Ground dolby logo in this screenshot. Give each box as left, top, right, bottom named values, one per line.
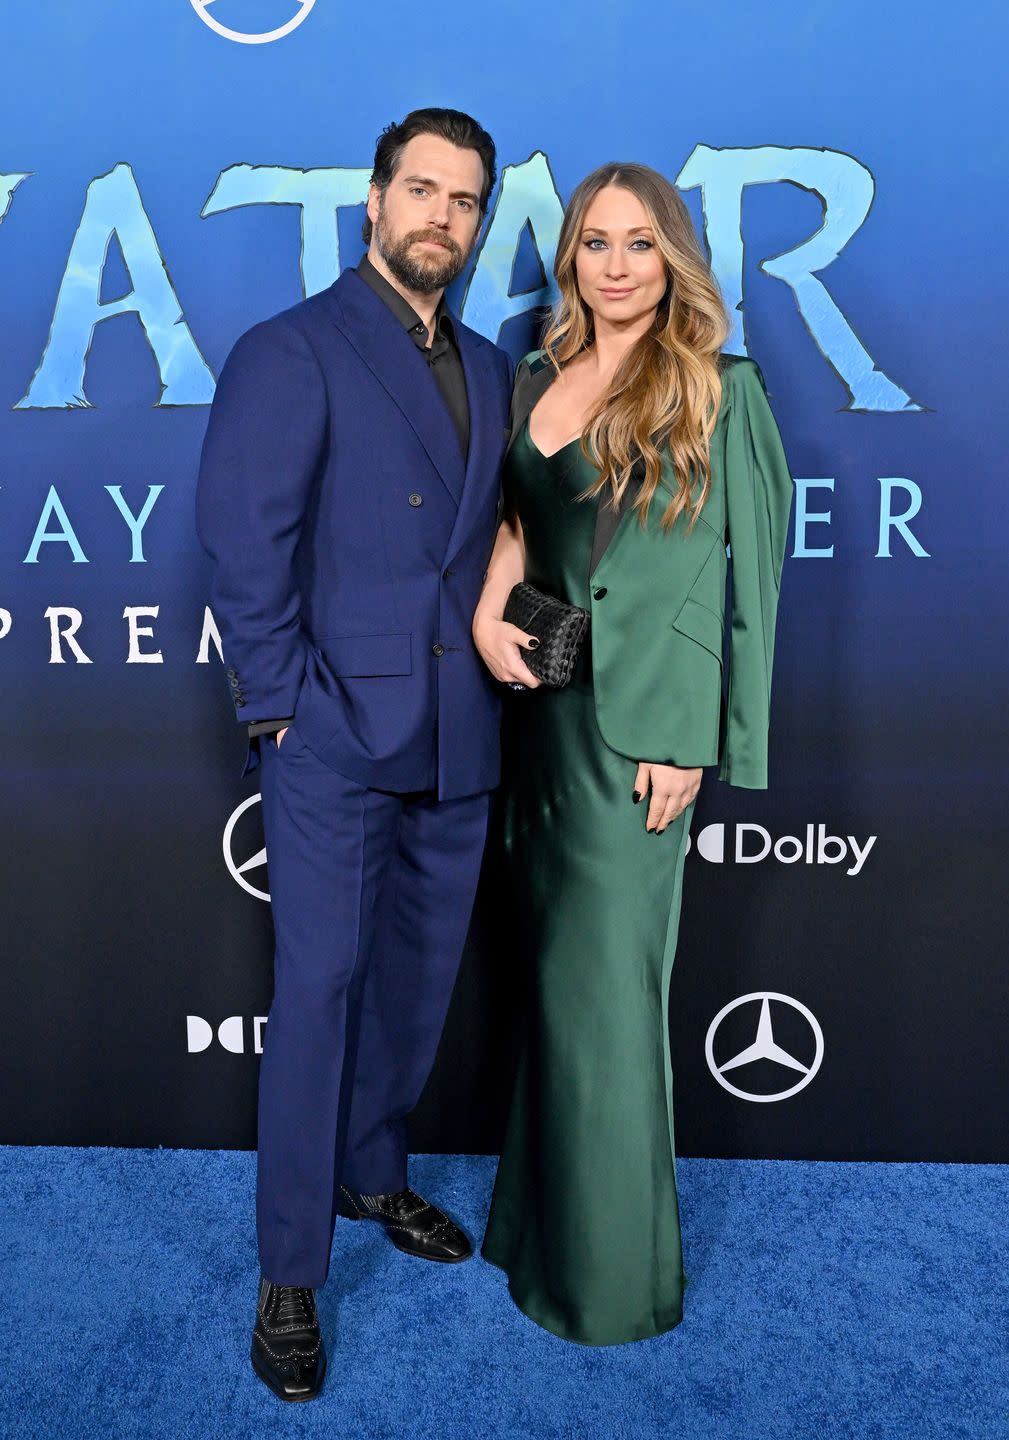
left=187, top=1014, right=267, bottom=1054
left=687, top=822, right=875, bottom=876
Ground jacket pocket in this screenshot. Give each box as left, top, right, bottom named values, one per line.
left=315, top=633, right=413, bottom=677
left=671, top=597, right=724, bottom=666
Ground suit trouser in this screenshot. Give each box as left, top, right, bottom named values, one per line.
left=255, top=719, right=490, bottom=1287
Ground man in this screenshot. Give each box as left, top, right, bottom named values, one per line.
left=196, top=108, right=513, bottom=1401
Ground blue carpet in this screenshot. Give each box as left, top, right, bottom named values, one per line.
left=0, top=1149, right=1004, bottom=1439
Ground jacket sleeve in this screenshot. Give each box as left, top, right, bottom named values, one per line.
left=718, top=359, right=793, bottom=789
left=195, top=319, right=327, bottom=726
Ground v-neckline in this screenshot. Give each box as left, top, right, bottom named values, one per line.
left=524, top=415, right=582, bottom=462
left=524, top=365, right=587, bottom=460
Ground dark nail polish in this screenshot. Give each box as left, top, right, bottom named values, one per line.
left=632, top=791, right=641, bottom=804
left=527, top=637, right=540, bottom=650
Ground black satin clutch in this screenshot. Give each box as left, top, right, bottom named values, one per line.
left=503, top=582, right=590, bottom=688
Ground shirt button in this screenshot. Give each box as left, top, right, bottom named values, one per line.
left=409, top=493, right=423, bottom=507
left=593, top=587, right=608, bottom=600
left=432, top=643, right=445, bottom=657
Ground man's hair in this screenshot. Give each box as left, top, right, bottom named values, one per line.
left=362, top=107, right=497, bottom=244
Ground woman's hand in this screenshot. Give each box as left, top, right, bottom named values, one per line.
left=473, top=614, right=542, bottom=688
left=632, top=762, right=702, bottom=833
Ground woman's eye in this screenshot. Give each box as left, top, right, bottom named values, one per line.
left=629, top=239, right=653, bottom=250
left=584, top=238, right=606, bottom=250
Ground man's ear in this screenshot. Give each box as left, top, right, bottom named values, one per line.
left=366, top=182, right=382, bottom=226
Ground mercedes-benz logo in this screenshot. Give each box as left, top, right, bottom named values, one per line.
left=223, top=794, right=270, bottom=902
left=189, top=0, right=317, bottom=45
left=705, top=992, right=823, bottom=1102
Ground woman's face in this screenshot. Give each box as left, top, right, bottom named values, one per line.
left=574, top=185, right=668, bottom=330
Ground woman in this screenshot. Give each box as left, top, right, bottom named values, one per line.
left=472, top=163, right=793, bottom=1345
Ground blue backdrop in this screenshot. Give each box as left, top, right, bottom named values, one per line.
left=2, top=0, right=1006, bottom=1160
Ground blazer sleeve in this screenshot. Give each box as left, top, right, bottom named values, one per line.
left=718, top=359, right=793, bottom=790
left=195, top=319, right=327, bottom=726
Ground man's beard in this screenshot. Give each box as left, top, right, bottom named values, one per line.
left=375, top=207, right=469, bottom=294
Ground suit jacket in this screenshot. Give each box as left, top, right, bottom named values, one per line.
left=509, top=350, right=793, bottom=789
left=195, top=269, right=513, bottom=800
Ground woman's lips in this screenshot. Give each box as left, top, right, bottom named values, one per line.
left=599, top=287, right=635, bottom=297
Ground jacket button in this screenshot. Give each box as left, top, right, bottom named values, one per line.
left=235, top=697, right=247, bottom=708
left=408, top=493, right=423, bottom=507
left=432, top=643, right=445, bottom=657
left=593, top=587, right=608, bottom=600
left=226, top=667, right=237, bottom=678
left=442, top=569, right=453, bottom=580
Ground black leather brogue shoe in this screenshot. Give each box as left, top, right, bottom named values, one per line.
left=251, top=1277, right=326, bottom=1402
left=338, top=1185, right=472, bottom=1262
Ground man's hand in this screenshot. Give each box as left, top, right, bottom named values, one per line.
left=632, top=762, right=702, bottom=833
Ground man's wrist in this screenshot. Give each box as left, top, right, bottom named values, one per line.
left=247, top=717, right=294, bottom=738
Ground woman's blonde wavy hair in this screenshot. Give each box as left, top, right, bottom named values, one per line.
left=542, top=162, right=730, bottom=531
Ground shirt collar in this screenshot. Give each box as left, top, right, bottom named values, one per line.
left=357, top=254, right=455, bottom=350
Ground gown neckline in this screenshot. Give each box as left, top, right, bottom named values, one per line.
left=523, top=415, right=583, bottom=463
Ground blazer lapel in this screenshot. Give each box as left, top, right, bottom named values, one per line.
left=441, top=325, right=499, bottom=568
left=326, top=270, right=466, bottom=506
left=506, top=355, right=555, bottom=457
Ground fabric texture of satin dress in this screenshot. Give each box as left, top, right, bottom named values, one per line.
left=481, top=421, right=696, bottom=1345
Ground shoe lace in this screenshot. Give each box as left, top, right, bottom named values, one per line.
left=273, top=1285, right=315, bottom=1328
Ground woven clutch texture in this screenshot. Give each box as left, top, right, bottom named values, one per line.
left=503, top=582, right=590, bottom=688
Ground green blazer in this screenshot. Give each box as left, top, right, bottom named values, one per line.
left=510, top=350, right=793, bottom=789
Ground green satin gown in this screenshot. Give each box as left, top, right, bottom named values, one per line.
left=481, top=419, right=697, bottom=1346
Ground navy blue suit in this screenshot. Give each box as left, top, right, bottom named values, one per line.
left=196, top=269, right=512, bottom=1285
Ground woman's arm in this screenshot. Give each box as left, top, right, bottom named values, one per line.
left=472, top=511, right=541, bottom=687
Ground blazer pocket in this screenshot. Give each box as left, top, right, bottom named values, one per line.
left=315, top=633, right=413, bottom=677
left=671, top=597, right=724, bottom=666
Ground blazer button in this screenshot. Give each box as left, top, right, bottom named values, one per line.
left=235, top=697, right=247, bottom=708
left=432, top=643, right=445, bottom=657
left=408, top=493, right=423, bottom=507
left=226, top=667, right=237, bottom=678
left=593, top=587, right=608, bottom=600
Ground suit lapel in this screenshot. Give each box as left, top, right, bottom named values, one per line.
left=441, top=324, right=498, bottom=568
left=506, top=358, right=555, bottom=458
left=326, top=270, right=466, bottom=506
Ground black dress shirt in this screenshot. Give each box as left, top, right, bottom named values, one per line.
left=247, top=256, right=470, bottom=740
left=355, top=254, right=469, bottom=457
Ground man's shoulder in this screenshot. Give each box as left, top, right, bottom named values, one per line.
left=223, top=283, right=348, bottom=374
left=242, top=285, right=337, bottom=343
